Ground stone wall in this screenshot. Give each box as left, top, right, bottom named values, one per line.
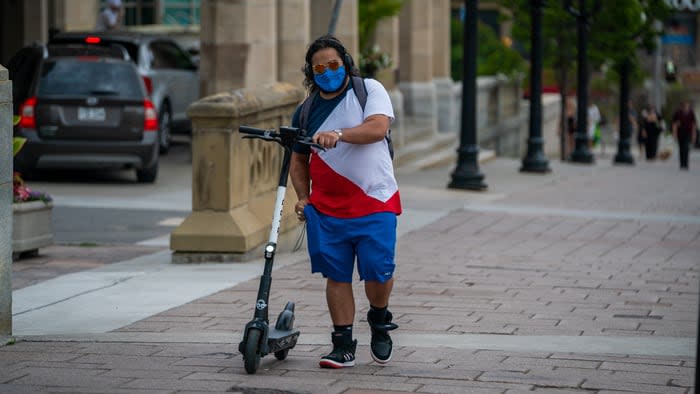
left=450, top=77, right=561, bottom=159
left=453, top=76, right=527, bottom=158
left=0, top=65, right=12, bottom=335
left=170, top=82, right=305, bottom=262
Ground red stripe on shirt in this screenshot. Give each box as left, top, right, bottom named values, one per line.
left=309, top=153, right=401, bottom=218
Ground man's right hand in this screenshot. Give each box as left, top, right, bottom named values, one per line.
left=294, top=198, right=309, bottom=221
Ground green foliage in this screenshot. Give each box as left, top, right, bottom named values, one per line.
left=358, top=0, right=403, bottom=78
left=359, top=44, right=393, bottom=78
left=451, top=18, right=526, bottom=81
left=498, top=0, right=671, bottom=88
left=662, top=83, right=690, bottom=121
left=13, top=137, right=26, bottom=157
left=358, top=0, right=403, bottom=52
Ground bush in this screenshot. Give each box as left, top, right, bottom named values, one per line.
left=451, top=17, right=526, bottom=81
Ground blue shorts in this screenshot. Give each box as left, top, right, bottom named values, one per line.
left=303, top=204, right=397, bottom=283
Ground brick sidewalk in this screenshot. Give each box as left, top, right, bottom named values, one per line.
left=2, top=153, right=698, bottom=393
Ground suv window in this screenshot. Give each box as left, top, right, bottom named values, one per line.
left=37, top=59, right=143, bottom=98
left=149, top=41, right=194, bottom=70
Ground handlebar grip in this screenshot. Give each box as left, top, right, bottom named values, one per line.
left=239, top=125, right=271, bottom=136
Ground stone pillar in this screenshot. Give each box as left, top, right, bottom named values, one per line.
left=374, top=16, right=404, bottom=148
left=24, top=0, right=49, bottom=45
left=310, top=0, right=358, bottom=60
left=398, top=0, right=437, bottom=132
left=277, top=0, right=310, bottom=88
left=199, top=0, right=278, bottom=97
left=170, top=82, right=305, bottom=263
left=51, top=0, right=100, bottom=32
left=432, top=0, right=454, bottom=133
left=0, top=65, right=12, bottom=335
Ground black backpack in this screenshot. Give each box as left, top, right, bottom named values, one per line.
left=298, top=76, right=394, bottom=159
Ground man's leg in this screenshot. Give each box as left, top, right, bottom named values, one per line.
left=327, top=278, right=355, bottom=325
left=679, top=134, right=690, bottom=169
left=365, top=278, right=393, bottom=308
left=319, top=278, right=358, bottom=369
left=365, top=278, right=397, bottom=364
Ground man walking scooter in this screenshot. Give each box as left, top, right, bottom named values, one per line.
left=290, top=35, right=401, bottom=368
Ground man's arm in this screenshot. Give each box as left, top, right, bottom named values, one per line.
left=290, top=152, right=310, bottom=220
left=312, top=114, right=390, bottom=149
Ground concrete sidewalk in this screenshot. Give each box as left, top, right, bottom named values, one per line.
left=2, top=150, right=699, bottom=393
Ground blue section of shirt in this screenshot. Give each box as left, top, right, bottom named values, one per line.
left=291, top=86, right=349, bottom=154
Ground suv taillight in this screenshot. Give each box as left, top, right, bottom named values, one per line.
left=142, top=76, right=153, bottom=96
left=19, top=97, right=37, bottom=129
left=144, top=99, right=158, bottom=132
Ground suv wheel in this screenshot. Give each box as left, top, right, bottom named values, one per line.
left=136, top=161, right=158, bottom=183
left=158, top=105, right=172, bottom=154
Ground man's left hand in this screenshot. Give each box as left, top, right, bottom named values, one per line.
left=312, top=130, right=341, bottom=149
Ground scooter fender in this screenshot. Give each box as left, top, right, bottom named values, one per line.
left=238, top=320, right=270, bottom=356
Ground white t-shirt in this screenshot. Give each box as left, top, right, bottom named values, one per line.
left=305, top=78, right=400, bottom=218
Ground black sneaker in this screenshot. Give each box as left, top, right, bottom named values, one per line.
left=368, top=310, right=398, bottom=364
left=319, top=333, right=357, bottom=369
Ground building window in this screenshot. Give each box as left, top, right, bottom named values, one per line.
left=162, top=0, right=200, bottom=26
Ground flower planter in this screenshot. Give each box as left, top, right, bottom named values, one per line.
left=12, top=200, right=54, bottom=258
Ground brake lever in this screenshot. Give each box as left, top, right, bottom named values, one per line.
left=298, top=140, right=325, bottom=151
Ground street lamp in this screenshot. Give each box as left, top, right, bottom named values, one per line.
left=613, top=59, right=635, bottom=165
left=449, top=0, right=487, bottom=190
left=565, top=0, right=601, bottom=164
left=520, top=0, right=551, bottom=174
left=615, top=11, right=657, bottom=166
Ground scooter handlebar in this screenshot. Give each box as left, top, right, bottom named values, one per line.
left=239, top=125, right=277, bottom=138
left=238, top=125, right=325, bottom=151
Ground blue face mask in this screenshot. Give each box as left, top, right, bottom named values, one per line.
left=314, top=66, right=346, bottom=93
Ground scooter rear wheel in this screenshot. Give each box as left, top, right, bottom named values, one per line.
left=274, top=349, right=289, bottom=360
left=243, top=328, right=262, bottom=374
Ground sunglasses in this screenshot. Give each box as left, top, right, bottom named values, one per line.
left=312, top=60, right=343, bottom=74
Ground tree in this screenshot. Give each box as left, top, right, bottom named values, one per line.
left=498, top=0, right=670, bottom=159
left=499, top=0, right=578, bottom=160
left=450, top=15, right=526, bottom=81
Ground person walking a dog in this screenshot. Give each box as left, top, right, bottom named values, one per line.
left=289, top=35, right=401, bottom=369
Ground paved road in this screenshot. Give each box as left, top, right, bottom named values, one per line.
left=4, top=147, right=699, bottom=393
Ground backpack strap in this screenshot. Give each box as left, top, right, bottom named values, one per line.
left=298, top=90, right=318, bottom=132
left=350, top=76, right=367, bottom=110
left=352, top=76, right=394, bottom=159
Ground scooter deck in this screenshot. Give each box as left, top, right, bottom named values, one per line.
left=267, top=328, right=300, bottom=353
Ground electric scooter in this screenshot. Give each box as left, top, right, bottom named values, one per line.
left=237, top=125, right=323, bottom=374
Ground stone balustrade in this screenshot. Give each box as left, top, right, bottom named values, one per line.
left=170, top=82, right=305, bottom=263
left=451, top=76, right=561, bottom=159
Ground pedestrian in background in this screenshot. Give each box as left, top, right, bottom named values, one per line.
left=565, top=96, right=577, bottom=157
left=671, top=101, right=697, bottom=170
left=641, top=103, right=663, bottom=161
left=290, top=35, right=401, bottom=369
left=628, top=100, right=642, bottom=158
left=95, top=0, right=124, bottom=31
left=587, top=101, right=601, bottom=149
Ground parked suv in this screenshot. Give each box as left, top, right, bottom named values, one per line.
left=9, top=44, right=160, bottom=183
left=49, top=31, right=200, bottom=153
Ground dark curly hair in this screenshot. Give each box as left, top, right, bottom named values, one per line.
left=302, top=35, right=360, bottom=92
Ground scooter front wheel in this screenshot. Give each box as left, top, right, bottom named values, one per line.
left=243, top=328, right=262, bottom=374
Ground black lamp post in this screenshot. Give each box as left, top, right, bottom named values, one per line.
left=520, top=0, right=551, bottom=174
left=565, top=0, right=600, bottom=164
left=449, top=0, right=487, bottom=190
left=614, top=58, right=635, bottom=164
